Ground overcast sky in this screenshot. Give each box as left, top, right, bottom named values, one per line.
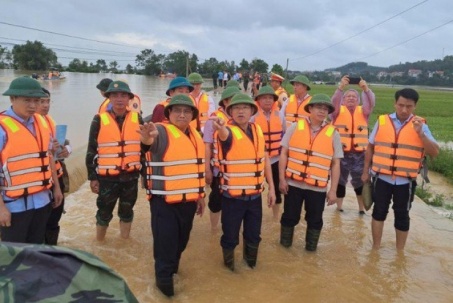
left=1, top=0, right=452, bottom=72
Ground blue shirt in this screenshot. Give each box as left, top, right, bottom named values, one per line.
left=0, top=107, right=52, bottom=212
left=368, top=113, right=436, bottom=185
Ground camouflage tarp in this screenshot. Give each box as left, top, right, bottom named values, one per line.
left=0, top=242, right=139, bottom=303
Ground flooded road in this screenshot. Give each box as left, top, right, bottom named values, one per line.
left=60, top=153, right=453, bottom=302
left=1, top=69, right=453, bottom=302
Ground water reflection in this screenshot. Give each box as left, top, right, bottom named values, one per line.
left=58, top=176, right=453, bottom=302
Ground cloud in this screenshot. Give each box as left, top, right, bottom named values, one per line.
left=1, top=0, right=453, bottom=71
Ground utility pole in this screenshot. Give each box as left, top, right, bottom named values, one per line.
left=285, top=58, right=289, bottom=79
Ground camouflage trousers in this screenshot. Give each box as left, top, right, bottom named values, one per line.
left=96, top=179, right=138, bottom=226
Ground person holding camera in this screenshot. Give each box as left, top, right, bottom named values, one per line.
left=331, top=75, right=375, bottom=214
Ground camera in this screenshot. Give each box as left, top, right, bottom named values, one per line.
left=348, top=77, right=361, bottom=85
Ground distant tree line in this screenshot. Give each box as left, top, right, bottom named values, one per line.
left=1, top=40, right=453, bottom=86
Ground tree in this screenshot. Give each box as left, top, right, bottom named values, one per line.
left=164, top=50, right=191, bottom=76
left=125, top=64, right=134, bottom=74
left=250, top=58, right=268, bottom=73
left=95, top=59, right=108, bottom=72
left=0, top=45, right=12, bottom=69
left=109, top=61, right=119, bottom=73
left=135, top=49, right=165, bottom=75
left=270, top=64, right=284, bottom=76
left=67, top=58, right=89, bottom=72
left=12, top=40, right=58, bottom=70
left=198, top=57, right=220, bottom=76
left=239, top=59, right=250, bottom=71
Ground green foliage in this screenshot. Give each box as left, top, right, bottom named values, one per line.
left=250, top=58, right=268, bottom=74
left=135, top=49, right=164, bottom=75
left=271, top=64, right=284, bottom=76
left=415, top=187, right=432, bottom=202
left=0, top=45, right=13, bottom=68
left=427, top=148, right=453, bottom=182
left=12, top=40, right=57, bottom=70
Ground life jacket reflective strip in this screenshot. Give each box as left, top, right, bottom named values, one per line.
left=285, top=119, right=335, bottom=188
left=372, top=115, right=424, bottom=178
left=145, top=124, right=205, bottom=203
left=98, top=94, right=142, bottom=114
left=43, top=115, right=63, bottom=177
left=333, top=105, right=369, bottom=152
left=96, top=111, right=141, bottom=176
left=211, top=109, right=231, bottom=167
left=217, top=123, right=265, bottom=196
left=285, top=95, right=311, bottom=128
left=254, top=108, right=283, bottom=157
left=190, top=93, right=209, bottom=131
left=0, top=113, right=52, bottom=198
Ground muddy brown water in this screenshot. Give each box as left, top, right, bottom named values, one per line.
left=2, top=70, right=453, bottom=302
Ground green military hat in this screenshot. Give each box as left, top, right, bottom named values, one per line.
left=166, top=77, right=194, bottom=96
left=3, top=76, right=47, bottom=98
left=304, top=93, right=335, bottom=114
left=104, top=81, right=134, bottom=99
left=96, top=78, right=113, bottom=91
left=226, top=93, right=258, bottom=116
left=187, top=72, right=204, bottom=84
left=254, top=86, right=278, bottom=101
left=164, top=94, right=199, bottom=121
left=290, top=75, right=311, bottom=91
left=225, top=79, right=241, bottom=89
left=219, top=87, right=241, bottom=107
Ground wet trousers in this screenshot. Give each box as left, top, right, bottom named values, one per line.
left=150, top=196, right=197, bottom=280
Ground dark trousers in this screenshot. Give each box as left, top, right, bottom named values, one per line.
left=280, top=186, right=326, bottom=230
left=372, top=178, right=415, bottom=231
left=46, top=177, right=65, bottom=233
left=220, top=195, right=262, bottom=250
left=271, top=161, right=282, bottom=204
left=96, top=179, right=138, bottom=226
left=150, top=196, right=197, bottom=280
left=0, top=203, right=52, bottom=244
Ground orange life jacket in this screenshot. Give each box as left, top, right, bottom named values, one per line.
left=96, top=111, right=142, bottom=176
left=98, top=98, right=110, bottom=113
left=98, top=94, right=142, bottom=114
left=217, top=123, right=265, bottom=197
left=285, top=119, right=335, bottom=188
left=145, top=123, right=205, bottom=203
left=275, top=86, right=287, bottom=97
left=333, top=105, right=369, bottom=152
left=372, top=115, right=424, bottom=179
left=43, top=115, right=63, bottom=178
left=285, top=94, right=311, bottom=127
left=0, top=113, right=53, bottom=198
left=190, top=92, right=209, bottom=132
left=254, top=108, right=283, bottom=157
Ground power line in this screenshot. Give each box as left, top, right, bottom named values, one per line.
left=0, top=21, right=138, bottom=48
left=0, top=36, right=137, bottom=56
left=290, top=0, right=428, bottom=61
left=358, top=18, right=453, bottom=60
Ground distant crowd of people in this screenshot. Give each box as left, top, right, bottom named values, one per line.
left=0, top=72, right=439, bottom=298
